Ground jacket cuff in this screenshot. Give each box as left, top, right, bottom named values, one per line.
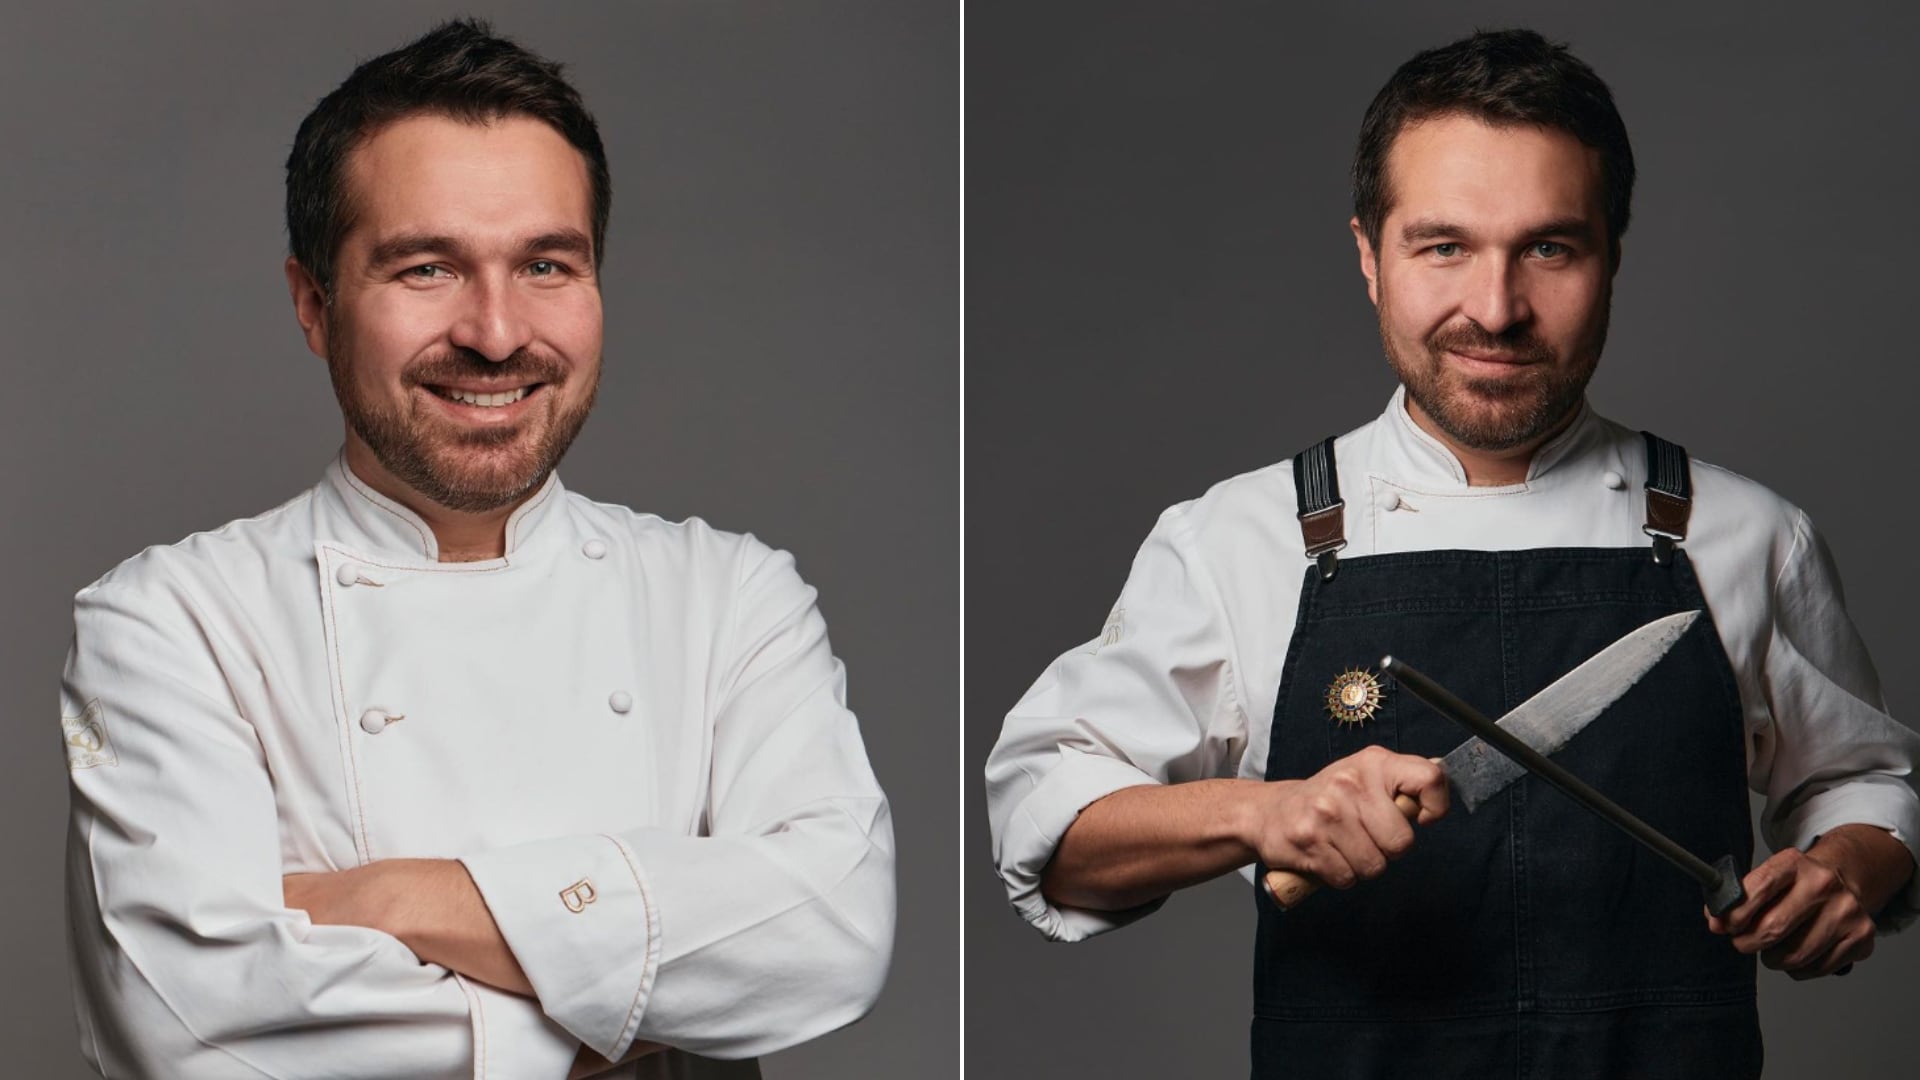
left=452, top=976, right=582, bottom=1080
left=995, top=748, right=1167, bottom=942
left=462, top=834, right=660, bottom=1059
left=1773, top=777, right=1920, bottom=932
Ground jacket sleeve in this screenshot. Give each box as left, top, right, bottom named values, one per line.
left=459, top=541, right=894, bottom=1062
left=63, top=576, right=580, bottom=1080
left=983, top=503, right=1250, bottom=942
left=1750, top=510, right=1920, bottom=929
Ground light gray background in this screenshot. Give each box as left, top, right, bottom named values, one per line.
left=968, top=2, right=1920, bottom=1077
left=2, top=3, right=954, bottom=1077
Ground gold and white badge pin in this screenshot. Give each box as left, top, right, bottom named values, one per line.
left=1325, top=667, right=1384, bottom=725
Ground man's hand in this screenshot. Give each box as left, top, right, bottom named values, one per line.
left=1042, top=746, right=1448, bottom=912
left=1244, top=744, right=1449, bottom=889
left=1706, top=824, right=1914, bottom=980
left=284, top=859, right=533, bottom=995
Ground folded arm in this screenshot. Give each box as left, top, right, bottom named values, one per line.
left=63, top=579, right=578, bottom=1079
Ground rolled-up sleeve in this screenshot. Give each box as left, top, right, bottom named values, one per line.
left=63, top=578, right=578, bottom=1079
left=461, top=541, right=894, bottom=1062
left=984, top=504, right=1249, bottom=942
left=1751, top=510, right=1920, bottom=928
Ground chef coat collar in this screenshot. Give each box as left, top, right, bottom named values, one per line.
left=1379, top=384, right=1603, bottom=490
left=317, top=449, right=568, bottom=563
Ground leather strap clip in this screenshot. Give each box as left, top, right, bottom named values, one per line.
left=1640, top=432, right=1692, bottom=564
left=1293, top=438, right=1345, bottom=581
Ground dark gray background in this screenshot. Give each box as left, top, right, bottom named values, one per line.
left=968, top=2, right=1920, bottom=1076
left=2, top=3, right=954, bottom=1077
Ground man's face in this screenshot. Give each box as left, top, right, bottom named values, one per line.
left=298, top=112, right=603, bottom=513
left=1355, top=113, right=1615, bottom=453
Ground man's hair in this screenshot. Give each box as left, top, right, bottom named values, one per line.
left=285, top=18, right=611, bottom=293
left=1352, top=28, right=1634, bottom=258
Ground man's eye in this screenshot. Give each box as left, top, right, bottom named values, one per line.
left=1530, top=242, right=1568, bottom=258
left=1431, top=243, right=1461, bottom=258
left=528, top=260, right=560, bottom=276
left=404, top=265, right=451, bottom=279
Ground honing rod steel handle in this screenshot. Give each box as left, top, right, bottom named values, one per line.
left=1380, top=655, right=1747, bottom=917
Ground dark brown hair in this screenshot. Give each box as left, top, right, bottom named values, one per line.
left=285, top=17, right=611, bottom=293
left=1353, top=28, right=1633, bottom=258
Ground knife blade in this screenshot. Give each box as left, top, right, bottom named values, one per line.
left=1382, top=654, right=1747, bottom=916
left=1262, top=610, right=1700, bottom=910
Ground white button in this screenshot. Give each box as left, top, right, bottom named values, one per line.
left=336, top=563, right=361, bottom=587
left=1602, top=470, right=1626, bottom=490
left=1379, top=491, right=1401, bottom=512
left=609, top=690, right=633, bottom=714
left=582, top=539, right=608, bottom=560
left=360, top=709, right=392, bottom=734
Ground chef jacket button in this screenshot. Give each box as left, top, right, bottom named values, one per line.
left=582, top=538, right=608, bottom=560
left=336, top=563, right=361, bottom=587
left=1378, top=491, right=1401, bottom=512
left=609, top=690, right=633, bottom=714
left=1602, top=470, right=1626, bottom=490
left=360, top=709, right=395, bottom=734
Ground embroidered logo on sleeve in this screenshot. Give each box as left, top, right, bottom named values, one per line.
left=62, top=700, right=118, bottom=770
left=560, top=878, right=598, bottom=913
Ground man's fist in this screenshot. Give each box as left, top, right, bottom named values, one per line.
left=1247, top=745, right=1449, bottom=889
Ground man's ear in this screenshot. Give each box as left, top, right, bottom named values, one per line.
left=285, top=256, right=330, bottom=361
left=1350, top=217, right=1380, bottom=307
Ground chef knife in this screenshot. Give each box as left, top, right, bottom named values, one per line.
left=1263, top=609, right=1701, bottom=910
left=1381, top=653, right=1747, bottom=916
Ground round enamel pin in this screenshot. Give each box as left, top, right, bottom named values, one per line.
left=1325, top=667, right=1384, bottom=726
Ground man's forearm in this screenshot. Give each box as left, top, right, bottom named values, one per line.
left=1807, top=823, right=1916, bottom=916
left=285, top=859, right=532, bottom=996
left=1041, top=780, right=1266, bottom=912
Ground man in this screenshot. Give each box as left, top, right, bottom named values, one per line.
left=985, top=28, right=1919, bottom=1078
left=61, top=20, right=893, bottom=1079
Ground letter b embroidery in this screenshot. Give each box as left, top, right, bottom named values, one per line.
left=560, top=878, right=598, bottom=914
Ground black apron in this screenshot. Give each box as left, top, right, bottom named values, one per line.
left=1252, top=434, right=1759, bottom=1079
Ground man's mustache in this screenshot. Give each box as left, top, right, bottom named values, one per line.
left=1427, top=323, right=1554, bottom=364
left=404, top=348, right=569, bottom=388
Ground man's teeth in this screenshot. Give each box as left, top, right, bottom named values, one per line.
left=438, top=386, right=530, bottom=407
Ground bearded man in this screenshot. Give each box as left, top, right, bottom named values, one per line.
left=61, top=20, right=892, bottom=1079
left=985, top=28, right=1918, bottom=1079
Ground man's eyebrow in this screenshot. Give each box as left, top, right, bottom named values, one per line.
left=1399, top=219, right=1470, bottom=248
left=519, top=229, right=594, bottom=263
left=1397, top=217, right=1599, bottom=248
left=365, top=232, right=468, bottom=268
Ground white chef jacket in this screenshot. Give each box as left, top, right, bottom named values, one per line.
left=61, top=453, right=894, bottom=1079
left=986, top=388, right=1920, bottom=943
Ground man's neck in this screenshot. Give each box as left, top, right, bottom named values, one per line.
left=1403, top=394, right=1581, bottom=488
left=342, top=437, right=534, bottom=562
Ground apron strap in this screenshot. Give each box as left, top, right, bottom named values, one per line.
left=1641, top=431, right=1692, bottom=565
left=1292, top=437, right=1345, bottom=581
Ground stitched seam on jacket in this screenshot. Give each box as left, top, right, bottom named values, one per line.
left=606, top=834, right=658, bottom=1052
left=318, top=550, right=373, bottom=861
left=338, top=457, right=435, bottom=556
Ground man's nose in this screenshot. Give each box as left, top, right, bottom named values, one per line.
left=1458, top=256, right=1531, bottom=336
left=446, top=273, right=533, bottom=362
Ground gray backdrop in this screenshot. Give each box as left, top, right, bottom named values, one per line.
left=1, top=3, right=954, bottom=1077
left=968, top=2, right=1920, bottom=1077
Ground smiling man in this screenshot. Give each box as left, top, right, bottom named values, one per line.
left=61, top=20, right=892, bottom=1079
left=985, top=28, right=1919, bottom=1079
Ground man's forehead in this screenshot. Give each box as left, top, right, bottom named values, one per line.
left=339, top=112, right=592, bottom=252
left=1382, top=113, right=1603, bottom=227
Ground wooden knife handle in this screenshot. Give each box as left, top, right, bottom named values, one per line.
left=1262, top=793, right=1421, bottom=910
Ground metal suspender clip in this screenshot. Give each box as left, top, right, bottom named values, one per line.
left=1293, top=437, right=1346, bottom=581
left=1640, top=432, right=1693, bottom=566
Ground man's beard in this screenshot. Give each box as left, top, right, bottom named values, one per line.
left=326, top=339, right=597, bottom=514
left=1379, top=288, right=1607, bottom=453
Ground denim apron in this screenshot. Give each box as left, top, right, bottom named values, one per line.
left=1251, top=434, right=1759, bottom=1079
